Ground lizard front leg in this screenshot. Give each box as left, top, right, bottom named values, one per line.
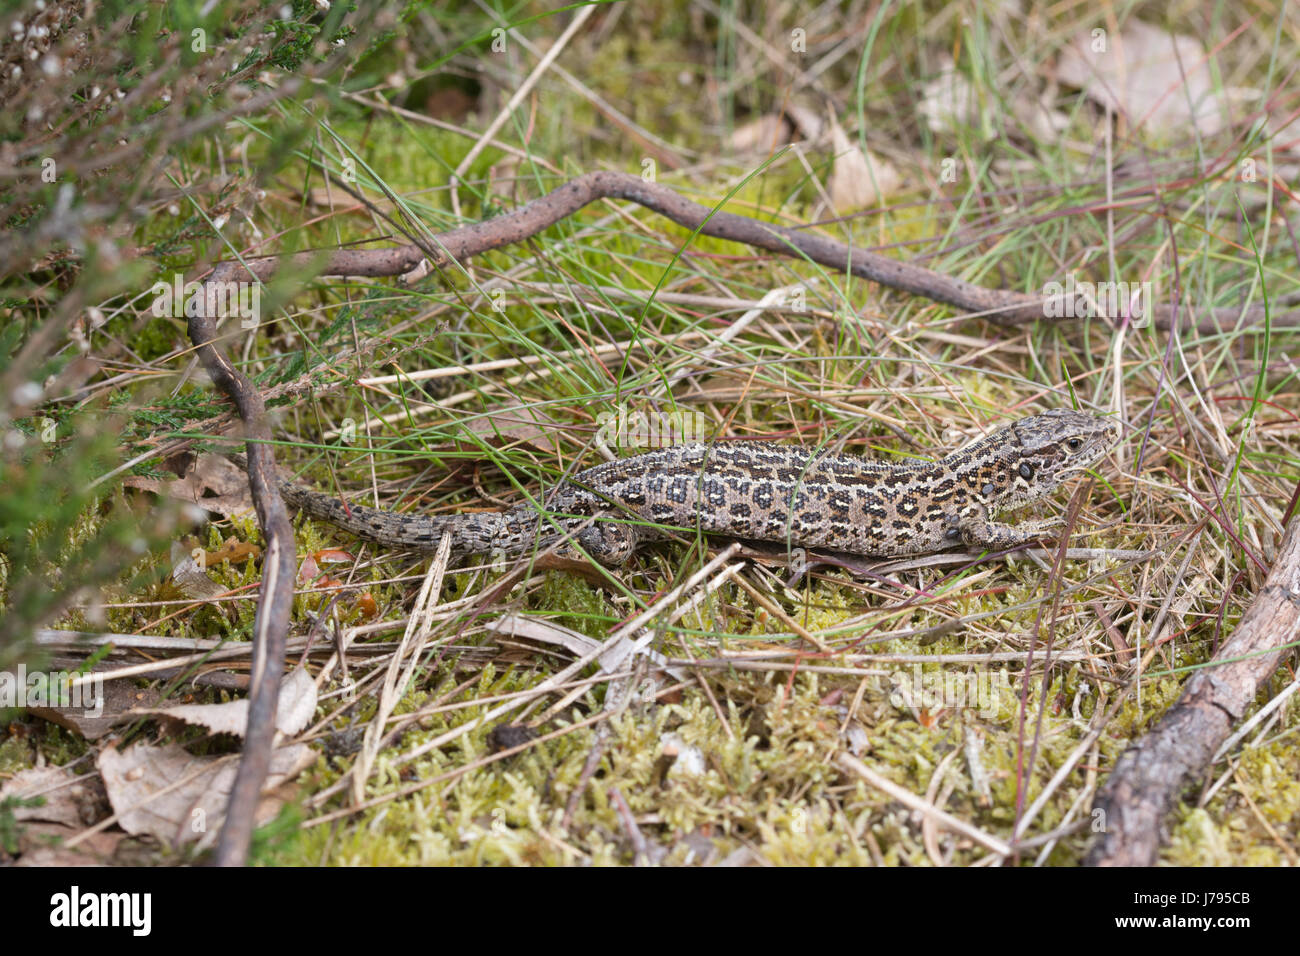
left=952, top=507, right=1064, bottom=552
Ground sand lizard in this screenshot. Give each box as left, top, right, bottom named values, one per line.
left=275, top=409, right=1118, bottom=566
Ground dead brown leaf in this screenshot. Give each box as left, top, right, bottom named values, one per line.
left=826, top=118, right=901, bottom=213
left=126, top=453, right=253, bottom=518
left=97, top=740, right=314, bottom=849
left=1058, top=20, right=1240, bottom=137
left=131, top=666, right=317, bottom=738
left=0, top=765, right=106, bottom=827
left=10, top=823, right=124, bottom=866
left=203, top=537, right=262, bottom=565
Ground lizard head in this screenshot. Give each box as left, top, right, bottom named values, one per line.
left=1006, top=409, right=1119, bottom=495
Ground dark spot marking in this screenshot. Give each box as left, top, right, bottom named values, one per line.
left=667, top=478, right=689, bottom=504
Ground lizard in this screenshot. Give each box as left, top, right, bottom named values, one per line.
left=274, top=409, right=1119, bottom=567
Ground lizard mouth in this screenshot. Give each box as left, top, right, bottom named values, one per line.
left=1057, top=450, right=1110, bottom=479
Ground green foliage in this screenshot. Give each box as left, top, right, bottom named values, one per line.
left=0, top=0, right=373, bottom=679
left=0, top=399, right=176, bottom=674
left=0, top=795, right=43, bottom=856
left=247, top=803, right=307, bottom=865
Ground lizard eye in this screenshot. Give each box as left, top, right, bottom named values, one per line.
left=1018, top=462, right=1034, bottom=479
left=1066, top=438, right=1082, bottom=451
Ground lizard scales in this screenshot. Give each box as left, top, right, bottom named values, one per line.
left=278, top=409, right=1118, bottom=566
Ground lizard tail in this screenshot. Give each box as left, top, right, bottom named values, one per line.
left=278, top=481, right=504, bottom=553
left=227, top=452, right=553, bottom=555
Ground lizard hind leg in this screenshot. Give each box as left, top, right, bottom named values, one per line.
left=490, top=510, right=638, bottom=566
left=566, top=520, right=639, bottom=567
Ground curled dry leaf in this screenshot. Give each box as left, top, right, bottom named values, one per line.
left=297, top=552, right=321, bottom=587
left=298, top=551, right=376, bottom=618
left=826, top=119, right=901, bottom=214
left=1057, top=20, right=1242, bottom=137
left=353, top=591, right=379, bottom=619
left=728, top=114, right=795, bottom=153
left=125, top=453, right=253, bottom=518
left=313, top=548, right=354, bottom=564
left=0, top=764, right=104, bottom=827
left=132, top=666, right=317, bottom=738
left=299, top=549, right=353, bottom=586
left=97, top=740, right=314, bottom=849
left=203, top=537, right=262, bottom=565
left=169, top=543, right=226, bottom=603
left=918, top=56, right=987, bottom=136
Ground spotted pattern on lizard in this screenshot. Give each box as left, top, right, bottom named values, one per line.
left=277, top=409, right=1119, bottom=566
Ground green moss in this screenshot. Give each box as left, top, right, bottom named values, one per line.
left=0, top=736, right=32, bottom=775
